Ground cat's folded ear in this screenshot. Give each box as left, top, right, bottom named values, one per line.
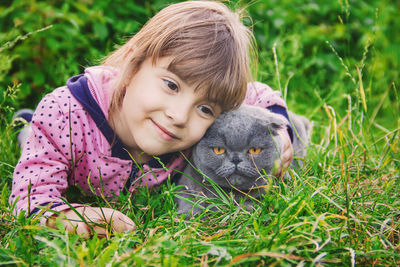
left=241, top=105, right=288, bottom=135
left=262, top=109, right=288, bottom=135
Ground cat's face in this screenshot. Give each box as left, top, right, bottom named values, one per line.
left=192, top=105, right=286, bottom=190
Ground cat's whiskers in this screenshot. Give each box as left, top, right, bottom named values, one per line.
left=250, top=155, right=267, bottom=177
left=215, top=164, right=236, bottom=177
left=249, top=153, right=274, bottom=188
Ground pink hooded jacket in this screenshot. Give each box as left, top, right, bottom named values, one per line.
left=10, top=66, right=288, bottom=218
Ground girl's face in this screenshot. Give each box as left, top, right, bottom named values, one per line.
left=113, top=57, right=221, bottom=162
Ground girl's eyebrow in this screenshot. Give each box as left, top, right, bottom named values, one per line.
left=154, top=61, right=185, bottom=83
left=165, top=65, right=186, bottom=83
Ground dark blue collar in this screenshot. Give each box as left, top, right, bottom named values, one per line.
left=66, top=74, right=173, bottom=167
left=267, top=105, right=294, bottom=143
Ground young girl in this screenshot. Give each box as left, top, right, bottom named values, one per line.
left=10, top=1, right=293, bottom=236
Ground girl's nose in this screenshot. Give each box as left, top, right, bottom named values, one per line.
left=165, top=102, right=191, bottom=126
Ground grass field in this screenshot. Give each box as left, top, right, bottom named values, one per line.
left=0, top=0, right=399, bottom=265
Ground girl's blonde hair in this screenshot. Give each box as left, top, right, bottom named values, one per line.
left=103, top=1, right=254, bottom=115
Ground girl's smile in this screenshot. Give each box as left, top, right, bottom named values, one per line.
left=111, top=57, right=221, bottom=162
left=150, top=119, right=180, bottom=141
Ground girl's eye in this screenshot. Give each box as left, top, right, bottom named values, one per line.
left=198, top=105, right=214, bottom=117
left=163, top=79, right=178, bottom=92
left=248, top=147, right=262, bottom=155
left=213, top=147, right=226, bottom=154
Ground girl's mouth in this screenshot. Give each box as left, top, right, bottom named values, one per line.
left=151, top=120, right=179, bottom=141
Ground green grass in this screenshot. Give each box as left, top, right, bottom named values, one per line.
left=1, top=0, right=399, bottom=266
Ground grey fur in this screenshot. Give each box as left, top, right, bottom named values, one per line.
left=176, top=105, right=312, bottom=216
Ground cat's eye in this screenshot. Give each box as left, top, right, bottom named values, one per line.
left=248, top=147, right=262, bottom=155
left=213, top=147, right=226, bottom=154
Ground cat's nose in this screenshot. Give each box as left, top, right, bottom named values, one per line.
left=231, top=156, right=242, bottom=165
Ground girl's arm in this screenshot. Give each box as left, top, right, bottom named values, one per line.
left=10, top=92, right=83, bottom=219
left=10, top=92, right=135, bottom=235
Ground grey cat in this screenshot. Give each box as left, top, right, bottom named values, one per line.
left=176, top=105, right=312, bottom=216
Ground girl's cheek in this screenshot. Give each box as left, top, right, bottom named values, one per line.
left=186, top=119, right=215, bottom=147
left=195, top=126, right=210, bottom=142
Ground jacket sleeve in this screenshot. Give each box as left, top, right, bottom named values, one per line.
left=244, top=81, right=293, bottom=142
left=244, top=81, right=288, bottom=109
left=9, top=92, right=85, bottom=221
